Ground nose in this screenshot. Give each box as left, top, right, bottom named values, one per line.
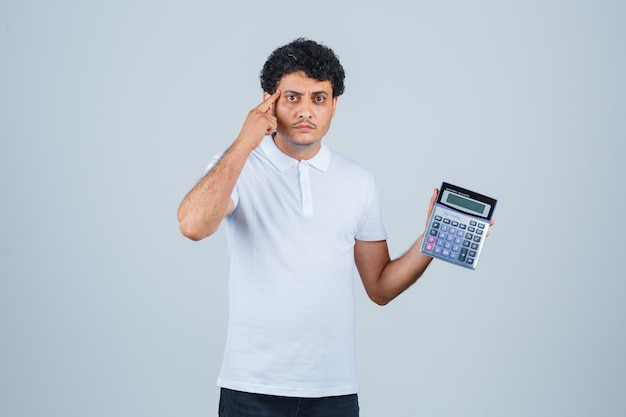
left=297, top=99, right=313, bottom=119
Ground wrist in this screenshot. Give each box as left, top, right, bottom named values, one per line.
left=230, top=135, right=259, bottom=157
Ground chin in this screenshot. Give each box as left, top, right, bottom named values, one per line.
left=279, top=133, right=320, bottom=149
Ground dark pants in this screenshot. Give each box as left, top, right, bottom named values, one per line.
left=218, top=388, right=359, bottom=417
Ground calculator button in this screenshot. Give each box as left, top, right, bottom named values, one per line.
left=468, top=226, right=475, bottom=233
left=429, top=229, right=438, bottom=236
left=465, top=233, right=473, bottom=240
left=437, top=239, right=444, bottom=246
left=455, top=237, right=462, bottom=244
left=473, top=236, right=481, bottom=243
left=452, top=221, right=459, bottom=227
left=478, top=223, right=485, bottom=229
left=443, top=218, right=451, bottom=224
left=435, top=215, right=442, bottom=221
left=434, top=246, right=442, bottom=254
left=432, top=222, right=440, bottom=229
left=466, top=258, right=475, bottom=265
left=442, top=249, right=450, bottom=257
left=425, top=243, right=433, bottom=251
left=470, top=220, right=477, bottom=226
left=471, top=243, right=479, bottom=250
left=463, top=240, right=471, bottom=248
left=441, top=224, right=449, bottom=232
left=459, top=224, right=467, bottom=230
left=427, top=236, right=436, bottom=244
left=469, top=250, right=477, bottom=257
left=457, top=230, right=464, bottom=237
left=476, top=229, right=483, bottom=235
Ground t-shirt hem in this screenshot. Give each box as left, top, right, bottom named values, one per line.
left=217, top=378, right=359, bottom=398
left=354, top=232, right=388, bottom=242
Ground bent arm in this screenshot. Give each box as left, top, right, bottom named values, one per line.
left=355, top=237, right=433, bottom=306
left=177, top=91, right=281, bottom=241
left=354, top=188, right=438, bottom=305
left=177, top=142, right=249, bottom=240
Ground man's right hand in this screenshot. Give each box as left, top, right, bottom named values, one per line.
left=236, top=90, right=281, bottom=151
left=177, top=90, right=283, bottom=241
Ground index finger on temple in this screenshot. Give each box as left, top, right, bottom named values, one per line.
left=256, top=90, right=281, bottom=112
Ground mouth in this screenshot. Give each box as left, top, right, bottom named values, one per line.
left=292, top=121, right=316, bottom=131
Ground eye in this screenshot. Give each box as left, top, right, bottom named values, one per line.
left=314, top=95, right=325, bottom=103
left=287, top=95, right=298, bottom=102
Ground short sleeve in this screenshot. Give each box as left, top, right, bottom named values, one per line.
left=354, top=173, right=387, bottom=241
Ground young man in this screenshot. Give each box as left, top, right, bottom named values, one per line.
left=178, top=38, right=437, bottom=417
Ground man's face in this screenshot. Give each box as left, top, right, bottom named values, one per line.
left=264, top=71, right=338, bottom=159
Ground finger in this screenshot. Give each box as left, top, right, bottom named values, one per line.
left=256, top=90, right=281, bottom=113
left=427, top=188, right=438, bottom=216
left=265, top=120, right=277, bottom=135
left=486, top=219, right=495, bottom=237
left=424, top=188, right=439, bottom=232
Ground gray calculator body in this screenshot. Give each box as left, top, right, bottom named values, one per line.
left=420, top=182, right=497, bottom=270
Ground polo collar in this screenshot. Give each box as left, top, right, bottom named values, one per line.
left=260, top=135, right=331, bottom=173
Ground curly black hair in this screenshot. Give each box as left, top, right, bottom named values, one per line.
left=260, top=38, right=345, bottom=97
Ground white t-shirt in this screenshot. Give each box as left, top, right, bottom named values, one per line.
left=214, top=136, right=387, bottom=398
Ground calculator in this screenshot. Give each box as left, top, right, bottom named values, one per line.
left=421, top=182, right=497, bottom=270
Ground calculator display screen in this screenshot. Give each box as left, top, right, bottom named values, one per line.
left=446, top=193, right=486, bottom=214
left=440, top=189, right=492, bottom=217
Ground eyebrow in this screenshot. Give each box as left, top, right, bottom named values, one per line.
left=283, top=90, right=330, bottom=96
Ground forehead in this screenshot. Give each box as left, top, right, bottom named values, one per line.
left=277, top=71, right=333, bottom=95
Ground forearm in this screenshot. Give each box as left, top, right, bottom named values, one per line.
left=177, top=140, right=251, bottom=240
left=375, top=234, right=433, bottom=303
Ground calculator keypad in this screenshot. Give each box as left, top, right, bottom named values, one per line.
left=422, top=209, right=487, bottom=269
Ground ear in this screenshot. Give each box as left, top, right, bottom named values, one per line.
left=331, top=96, right=339, bottom=118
